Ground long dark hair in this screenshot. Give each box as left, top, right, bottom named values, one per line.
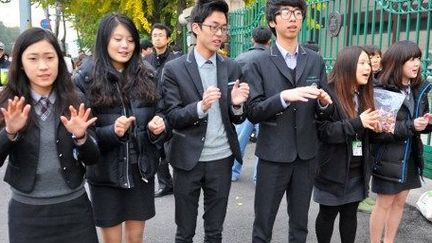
left=0, top=27, right=79, bottom=126
left=328, top=46, right=375, bottom=118
left=378, top=40, right=422, bottom=89
left=90, top=13, right=158, bottom=108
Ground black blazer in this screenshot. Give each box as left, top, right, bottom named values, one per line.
left=0, top=118, right=99, bottom=193
left=245, top=44, right=328, bottom=163
left=162, top=50, right=245, bottom=171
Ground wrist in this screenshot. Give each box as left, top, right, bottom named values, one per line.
left=5, top=127, right=17, bottom=136
left=72, top=132, right=86, bottom=140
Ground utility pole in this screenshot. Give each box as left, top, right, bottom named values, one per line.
left=19, top=0, right=32, bottom=33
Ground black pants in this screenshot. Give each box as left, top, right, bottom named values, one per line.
left=173, top=156, right=233, bottom=243
left=157, top=152, right=173, bottom=190
left=315, top=201, right=360, bottom=243
left=253, top=158, right=315, bottom=243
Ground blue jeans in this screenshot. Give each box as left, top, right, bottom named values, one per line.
left=232, top=119, right=258, bottom=181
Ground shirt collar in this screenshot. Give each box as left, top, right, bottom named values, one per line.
left=194, top=48, right=217, bottom=68
left=275, top=41, right=298, bottom=58
left=31, top=89, right=56, bottom=104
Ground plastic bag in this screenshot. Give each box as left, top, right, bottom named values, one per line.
left=416, top=190, right=432, bottom=221
left=373, top=88, right=406, bottom=133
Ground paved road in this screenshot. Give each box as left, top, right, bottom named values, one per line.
left=0, top=143, right=431, bottom=242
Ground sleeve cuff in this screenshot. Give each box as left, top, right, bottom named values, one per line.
left=280, top=93, right=290, bottom=108
left=197, top=101, right=208, bottom=119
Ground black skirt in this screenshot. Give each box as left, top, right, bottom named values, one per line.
left=89, top=164, right=155, bottom=227
left=8, top=193, right=98, bottom=243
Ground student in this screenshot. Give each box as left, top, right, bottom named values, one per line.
left=245, top=0, right=332, bottom=242
left=0, top=27, right=99, bottom=243
left=313, top=46, right=380, bottom=243
left=370, top=40, right=432, bottom=243
left=161, top=0, right=249, bottom=241
left=86, top=13, right=167, bottom=243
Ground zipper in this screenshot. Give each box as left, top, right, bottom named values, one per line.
left=115, top=82, right=131, bottom=188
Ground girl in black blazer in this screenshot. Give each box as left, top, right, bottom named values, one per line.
left=314, top=46, right=380, bottom=243
left=0, top=28, right=99, bottom=243
left=369, top=41, right=432, bottom=243
left=86, top=13, right=167, bottom=242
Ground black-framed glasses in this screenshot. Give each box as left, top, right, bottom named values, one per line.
left=276, top=8, right=304, bottom=20
left=200, top=23, right=228, bottom=34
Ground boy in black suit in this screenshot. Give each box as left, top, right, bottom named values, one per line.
left=161, top=0, right=250, bottom=242
left=245, top=0, right=332, bottom=242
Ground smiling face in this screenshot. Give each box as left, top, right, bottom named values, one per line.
left=192, top=11, right=227, bottom=58
left=356, top=51, right=372, bottom=86
left=108, top=24, right=135, bottom=71
left=369, top=53, right=382, bottom=73
left=21, top=40, right=58, bottom=96
left=269, top=6, right=303, bottom=41
left=401, top=57, right=421, bottom=85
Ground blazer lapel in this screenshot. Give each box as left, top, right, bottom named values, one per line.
left=216, top=54, right=228, bottom=105
left=185, top=50, right=205, bottom=97
left=295, top=46, right=308, bottom=83
left=269, top=45, right=294, bottom=85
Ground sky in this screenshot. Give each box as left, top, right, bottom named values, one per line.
left=0, top=0, right=79, bottom=56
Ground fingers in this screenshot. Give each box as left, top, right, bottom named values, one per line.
left=86, top=117, right=98, bottom=127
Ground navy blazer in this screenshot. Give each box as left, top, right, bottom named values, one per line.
left=162, top=50, right=245, bottom=171
left=246, top=44, right=328, bottom=163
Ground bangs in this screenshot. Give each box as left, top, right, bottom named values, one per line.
left=398, top=40, right=422, bottom=63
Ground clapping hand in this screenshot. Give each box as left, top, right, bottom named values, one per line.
left=231, top=80, right=250, bottom=106
left=147, top=115, right=166, bottom=136
left=114, top=115, right=136, bottom=137
left=1, top=96, right=31, bottom=138
left=60, top=103, right=97, bottom=139
left=360, top=108, right=380, bottom=130
left=201, top=86, right=221, bottom=113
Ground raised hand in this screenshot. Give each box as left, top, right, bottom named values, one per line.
left=201, top=86, right=221, bottom=113
left=360, top=109, right=380, bottom=130
left=60, top=103, right=97, bottom=139
left=147, top=115, right=166, bottom=136
left=231, top=80, right=250, bottom=106
left=114, top=115, right=136, bottom=137
left=281, top=86, right=321, bottom=103
left=0, top=96, right=31, bottom=135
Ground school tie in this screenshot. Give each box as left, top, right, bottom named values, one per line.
left=39, top=97, right=51, bottom=121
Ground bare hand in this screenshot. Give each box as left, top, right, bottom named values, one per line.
left=414, top=116, right=428, bottom=131
left=201, top=86, right=221, bottom=113
left=317, top=89, right=333, bottom=106
left=1, top=96, right=31, bottom=135
left=231, top=80, right=249, bottom=106
left=147, top=115, right=166, bottom=136
left=114, top=116, right=136, bottom=137
left=281, top=86, right=321, bottom=103
left=60, top=103, right=97, bottom=139
left=360, top=109, right=380, bottom=130
left=423, top=113, right=432, bottom=124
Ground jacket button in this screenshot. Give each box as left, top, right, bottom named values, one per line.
left=56, top=140, right=59, bottom=143
left=63, top=167, right=67, bottom=171
left=124, top=183, right=128, bottom=187
left=59, top=153, right=63, bottom=157
left=124, top=157, right=127, bottom=160
left=293, top=108, right=297, bottom=111
left=193, top=121, right=199, bottom=125
left=201, top=137, right=205, bottom=142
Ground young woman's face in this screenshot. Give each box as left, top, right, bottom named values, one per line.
left=402, top=57, right=421, bottom=85
left=108, top=24, right=135, bottom=71
left=369, top=53, right=381, bottom=73
left=21, top=40, right=58, bottom=96
left=356, top=51, right=371, bottom=86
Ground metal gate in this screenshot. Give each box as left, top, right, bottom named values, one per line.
left=228, top=0, right=432, bottom=77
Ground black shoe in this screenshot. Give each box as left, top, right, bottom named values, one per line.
left=155, top=187, right=173, bottom=197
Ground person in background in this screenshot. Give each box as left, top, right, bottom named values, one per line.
left=145, top=23, right=182, bottom=198
left=140, top=39, right=153, bottom=58
left=245, top=0, right=332, bottom=242
left=162, top=0, right=249, bottom=241
left=314, top=46, right=380, bottom=243
left=231, top=26, right=272, bottom=183
left=0, top=41, right=11, bottom=69
left=86, top=13, right=167, bottom=243
left=0, top=27, right=99, bottom=243
left=302, top=40, right=319, bottom=53
left=369, top=40, right=432, bottom=243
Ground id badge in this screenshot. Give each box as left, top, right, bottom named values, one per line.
left=352, top=140, right=362, bottom=156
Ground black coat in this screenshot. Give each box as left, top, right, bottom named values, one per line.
left=314, top=85, right=371, bottom=196
left=0, top=118, right=99, bottom=193
left=86, top=85, right=168, bottom=188
left=371, top=81, right=432, bottom=182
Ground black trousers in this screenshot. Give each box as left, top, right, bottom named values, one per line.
left=157, top=156, right=173, bottom=190
left=253, top=158, right=315, bottom=243
left=173, top=156, right=233, bottom=243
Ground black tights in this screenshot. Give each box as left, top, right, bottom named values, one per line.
left=315, top=201, right=360, bottom=243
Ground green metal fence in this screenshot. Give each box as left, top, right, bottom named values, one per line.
left=228, top=0, right=432, bottom=78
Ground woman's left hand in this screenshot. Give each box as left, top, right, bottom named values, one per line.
left=148, top=115, right=166, bottom=136
left=60, top=103, right=97, bottom=139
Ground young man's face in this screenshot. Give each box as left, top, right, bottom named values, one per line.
left=193, top=11, right=227, bottom=54
left=151, top=28, right=170, bottom=50
left=269, top=6, right=304, bottom=41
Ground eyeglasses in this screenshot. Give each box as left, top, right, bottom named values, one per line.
left=200, top=23, right=228, bottom=34
left=276, top=8, right=304, bottom=20
left=151, top=33, right=167, bottom=38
